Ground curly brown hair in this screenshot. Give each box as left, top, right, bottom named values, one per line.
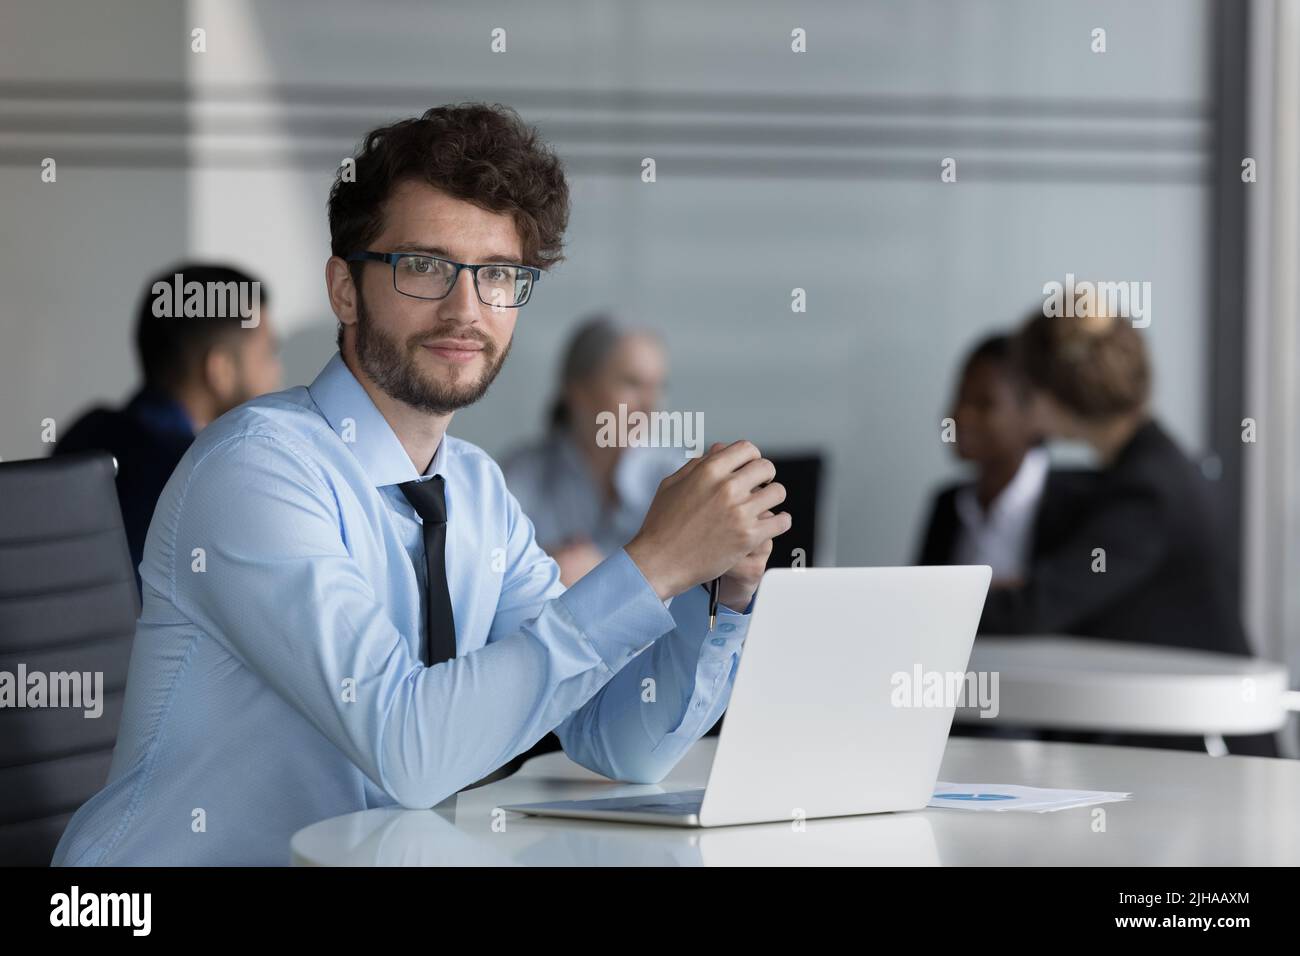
left=328, top=102, right=570, bottom=339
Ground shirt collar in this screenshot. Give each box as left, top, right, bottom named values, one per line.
left=954, top=446, right=1049, bottom=529
left=994, top=446, right=1049, bottom=518
left=307, top=351, right=447, bottom=488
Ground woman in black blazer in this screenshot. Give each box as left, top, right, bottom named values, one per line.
left=981, top=309, right=1276, bottom=756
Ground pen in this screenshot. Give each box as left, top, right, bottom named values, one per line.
left=708, top=576, right=720, bottom=631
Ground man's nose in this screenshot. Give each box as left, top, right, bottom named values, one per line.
left=437, top=267, right=483, bottom=320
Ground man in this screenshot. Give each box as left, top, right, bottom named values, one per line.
left=54, top=263, right=282, bottom=585
left=52, top=103, right=790, bottom=865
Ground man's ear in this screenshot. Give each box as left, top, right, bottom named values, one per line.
left=204, top=343, right=239, bottom=401
left=326, top=256, right=359, bottom=332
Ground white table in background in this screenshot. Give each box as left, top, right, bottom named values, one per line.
left=290, top=736, right=1300, bottom=866
left=956, top=637, right=1291, bottom=740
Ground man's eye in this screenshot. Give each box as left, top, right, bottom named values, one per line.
left=483, top=267, right=507, bottom=282
left=409, top=259, right=433, bottom=273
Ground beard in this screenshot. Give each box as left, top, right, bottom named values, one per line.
left=353, top=286, right=512, bottom=415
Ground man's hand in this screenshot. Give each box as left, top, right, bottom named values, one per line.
left=625, top=439, right=792, bottom=601
left=717, top=516, right=776, bottom=611
left=702, top=441, right=777, bottom=610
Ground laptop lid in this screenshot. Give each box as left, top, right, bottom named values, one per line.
left=698, top=565, right=991, bottom=827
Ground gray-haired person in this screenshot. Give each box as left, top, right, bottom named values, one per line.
left=501, top=315, right=687, bottom=586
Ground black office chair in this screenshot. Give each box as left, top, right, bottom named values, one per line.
left=0, top=452, right=138, bottom=865
left=703, top=450, right=826, bottom=738
left=762, top=452, right=824, bottom=571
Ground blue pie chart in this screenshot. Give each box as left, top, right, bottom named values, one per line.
left=935, top=792, right=1017, bottom=801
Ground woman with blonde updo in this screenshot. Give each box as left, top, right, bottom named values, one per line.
left=980, top=305, right=1276, bottom=756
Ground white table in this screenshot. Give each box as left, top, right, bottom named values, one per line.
left=956, top=637, right=1291, bottom=736
left=290, top=736, right=1300, bottom=866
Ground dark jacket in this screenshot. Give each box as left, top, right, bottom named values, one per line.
left=53, top=387, right=195, bottom=587
left=919, top=425, right=1275, bottom=756
left=977, top=420, right=1251, bottom=658
left=916, top=467, right=1098, bottom=570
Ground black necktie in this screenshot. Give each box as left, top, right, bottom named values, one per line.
left=398, top=476, right=457, bottom=667
left=399, top=475, right=521, bottom=791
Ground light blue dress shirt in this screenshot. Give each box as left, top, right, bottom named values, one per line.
left=51, top=352, right=749, bottom=866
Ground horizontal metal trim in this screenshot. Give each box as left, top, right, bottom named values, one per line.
left=0, top=80, right=1212, bottom=121
left=0, top=82, right=1213, bottom=182
left=0, top=147, right=1210, bottom=182
left=0, top=115, right=1210, bottom=154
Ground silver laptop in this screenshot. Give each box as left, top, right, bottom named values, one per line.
left=503, top=565, right=992, bottom=827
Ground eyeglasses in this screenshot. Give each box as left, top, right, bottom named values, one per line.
left=346, top=251, right=540, bottom=308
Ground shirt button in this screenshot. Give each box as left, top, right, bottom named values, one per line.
left=710, top=637, right=726, bottom=646
left=719, top=623, right=736, bottom=633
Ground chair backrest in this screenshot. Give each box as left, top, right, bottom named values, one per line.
left=0, top=452, right=138, bottom=865
left=763, top=452, right=826, bottom=570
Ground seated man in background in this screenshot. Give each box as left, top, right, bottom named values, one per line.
left=501, top=314, right=685, bottom=586
left=54, top=263, right=282, bottom=586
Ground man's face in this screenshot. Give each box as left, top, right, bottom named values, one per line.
left=234, top=310, right=283, bottom=400
left=210, top=310, right=283, bottom=418
left=343, top=180, right=522, bottom=415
